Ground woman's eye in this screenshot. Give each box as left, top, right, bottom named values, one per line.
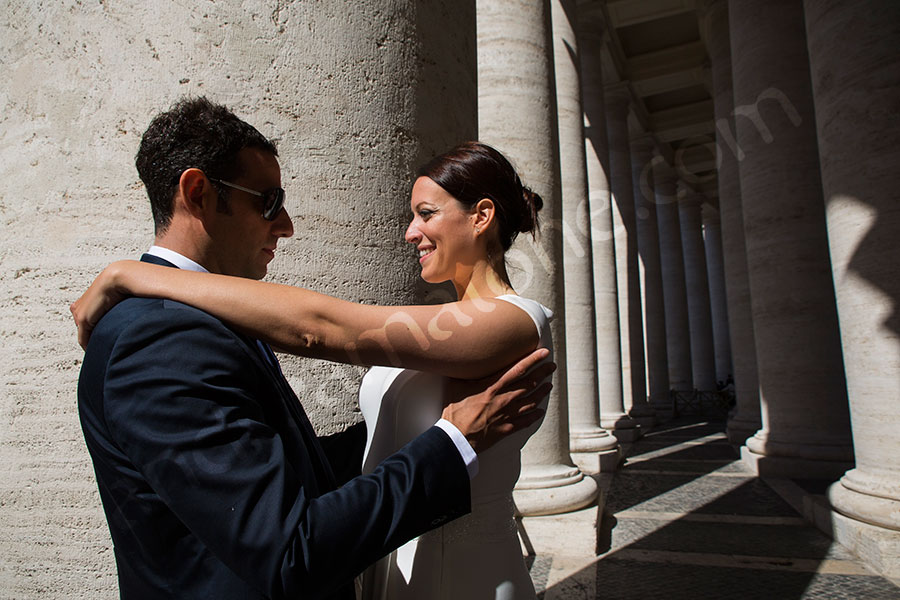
left=419, top=210, right=434, bottom=219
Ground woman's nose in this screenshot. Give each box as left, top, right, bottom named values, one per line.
left=405, top=221, right=421, bottom=244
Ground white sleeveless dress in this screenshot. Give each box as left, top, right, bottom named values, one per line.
left=357, top=295, right=553, bottom=600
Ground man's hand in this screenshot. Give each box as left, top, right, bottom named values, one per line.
left=441, top=348, right=555, bottom=454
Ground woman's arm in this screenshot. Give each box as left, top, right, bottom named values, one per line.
left=71, top=261, right=539, bottom=378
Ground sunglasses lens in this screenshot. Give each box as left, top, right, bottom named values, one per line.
left=263, top=189, right=284, bottom=220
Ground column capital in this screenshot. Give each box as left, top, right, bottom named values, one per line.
left=575, top=0, right=606, bottom=31
left=604, top=80, right=635, bottom=116
left=652, top=154, right=678, bottom=186
left=677, top=179, right=694, bottom=196
left=697, top=0, right=728, bottom=36
left=697, top=0, right=727, bottom=20
left=702, top=64, right=713, bottom=92
left=701, top=202, right=721, bottom=223
left=629, top=131, right=657, bottom=153
left=677, top=182, right=705, bottom=207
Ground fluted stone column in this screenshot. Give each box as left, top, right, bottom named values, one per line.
left=603, top=82, right=654, bottom=429
left=552, top=0, right=622, bottom=472
left=593, top=85, right=655, bottom=429
left=700, top=0, right=760, bottom=444
left=701, top=205, right=733, bottom=385
left=805, top=0, right=900, bottom=567
left=630, top=133, right=671, bottom=419
left=678, top=184, right=717, bottom=391
left=478, top=0, right=597, bottom=515
left=653, top=158, right=693, bottom=391
left=729, top=0, right=853, bottom=478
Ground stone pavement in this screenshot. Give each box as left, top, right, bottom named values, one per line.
left=520, top=418, right=900, bottom=599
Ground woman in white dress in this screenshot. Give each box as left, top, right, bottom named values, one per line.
left=72, top=142, right=550, bottom=600
left=357, top=143, right=551, bottom=600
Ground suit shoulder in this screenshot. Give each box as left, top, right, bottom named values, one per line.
left=88, top=297, right=240, bottom=355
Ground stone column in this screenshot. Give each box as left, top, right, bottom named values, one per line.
left=700, top=0, right=760, bottom=444
left=729, top=0, right=853, bottom=478
left=701, top=204, right=733, bottom=386
left=805, top=0, right=900, bottom=552
left=0, top=1, right=477, bottom=595
left=678, top=184, right=717, bottom=391
left=596, top=81, right=652, bottom=441
left=478, top=0, right=597, bottom=515
left=653, top=158, right=693, bottom=391
left=630, top=133, right=671, bottom=419
left=552, top=0, right=622, bottom=471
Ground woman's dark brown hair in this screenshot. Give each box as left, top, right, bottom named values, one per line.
left=417, top=141, right=543, bottom=253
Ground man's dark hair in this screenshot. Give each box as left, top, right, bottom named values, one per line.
left=135, top=97, right=278, bottom=233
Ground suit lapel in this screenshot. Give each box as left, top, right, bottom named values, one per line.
left=254, top=341, right=338, bottom=491
left=140, top=254, right=338, bottom=492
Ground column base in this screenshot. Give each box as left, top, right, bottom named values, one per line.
left=600, top=412, right=637, bottom=433
left=609, top=427, right=642, bottom=443
left=649, top=401, right=674, bottom=422
left=649, top=392, right=675, bottom=423
left=740, top=445, right=854, bottom=479
left=823, top=488, right=900, bottom=582
left=571, top=446, right=622, bottom=474
left=569, top=426, right=619, bottom=454
left=628, top=404, right=656, bottom=429
left=514, top=464, right=599, bottom=516
left=828, top=471, right=900, bottom=532
left=599, top=414, right=639, bottom=442
left=763, top=477, right=900, bottom=582
left=726, top=414, right=760, bottom=446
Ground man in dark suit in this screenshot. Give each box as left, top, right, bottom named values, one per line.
left=76, top=97, right=550, bottom=599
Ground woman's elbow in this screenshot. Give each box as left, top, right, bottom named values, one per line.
left=282, top=325, right=328, bottom=356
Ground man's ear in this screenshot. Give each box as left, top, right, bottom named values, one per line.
left=473, top=198, right=496, bottom=235
left=177, top=168, right=212, bottom=219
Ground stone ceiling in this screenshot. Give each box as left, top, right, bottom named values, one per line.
left=600, top=0, right=719, bottom=200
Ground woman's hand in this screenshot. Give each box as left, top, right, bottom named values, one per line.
left=70, top=261, right=131, bottom=349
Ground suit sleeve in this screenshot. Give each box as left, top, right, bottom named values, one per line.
left=317, top=421, right=367, bottom=486
left=103, top=304, right=470, bottom=599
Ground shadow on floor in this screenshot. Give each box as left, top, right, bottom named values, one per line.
left=533, top=417, right=899, bottom=600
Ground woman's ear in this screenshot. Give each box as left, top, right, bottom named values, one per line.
left=473, top=198, right=496, bottom=236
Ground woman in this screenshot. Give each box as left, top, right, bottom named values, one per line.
left=72, top=142, right=550, bottom=599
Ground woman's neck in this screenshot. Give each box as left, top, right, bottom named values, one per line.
left=455, top=261, right=514, bottom=301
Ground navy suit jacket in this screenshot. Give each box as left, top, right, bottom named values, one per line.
left=77, top=255, right=470, bottom=599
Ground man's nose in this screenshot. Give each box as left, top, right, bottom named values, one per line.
left=273, top=207, right=294, bottom=238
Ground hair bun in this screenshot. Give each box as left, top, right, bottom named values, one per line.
left=518, top=187, right=543, bottom=234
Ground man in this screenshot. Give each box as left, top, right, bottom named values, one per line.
left=76, top=97, right=550, bottom=599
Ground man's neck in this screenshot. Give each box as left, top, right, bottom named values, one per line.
left=147, top=245, right=209, bottom=273
left=152, top=225, right=213, bottom=273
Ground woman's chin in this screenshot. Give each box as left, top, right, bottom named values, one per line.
left=419, top=271, right=450, bottom=285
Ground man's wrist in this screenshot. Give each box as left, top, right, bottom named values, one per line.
left=434, top=419, right=478, bottom=479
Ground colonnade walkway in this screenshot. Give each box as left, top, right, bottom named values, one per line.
left=520, top=417, right=900, bottom=599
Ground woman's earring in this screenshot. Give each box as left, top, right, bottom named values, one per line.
left=475, top=227, right=481, bottom=234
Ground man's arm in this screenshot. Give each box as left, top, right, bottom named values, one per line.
left=439, top=348, right=553, bottom=454
left=316, top=421, right=367, bottom=486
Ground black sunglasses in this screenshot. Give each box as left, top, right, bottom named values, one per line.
left=209, top=178, right=285, bottom=221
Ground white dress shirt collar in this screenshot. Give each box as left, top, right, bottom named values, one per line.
left=147, top=245, right=209, bottom=273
